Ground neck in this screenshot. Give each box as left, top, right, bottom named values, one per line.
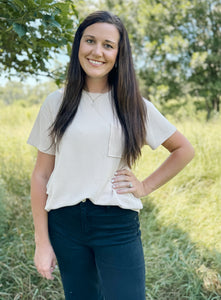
left=84, top=77, right=109, bottom=93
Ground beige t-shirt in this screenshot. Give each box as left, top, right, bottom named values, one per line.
left=27, top=89, right=176, bottom=211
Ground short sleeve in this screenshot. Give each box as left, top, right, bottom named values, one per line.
left=27, top=89, right=63, bottom=155
left=144, top=99, right=176, bottom=149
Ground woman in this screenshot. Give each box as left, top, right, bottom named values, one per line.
left=28, top=11, right=194, bottom=300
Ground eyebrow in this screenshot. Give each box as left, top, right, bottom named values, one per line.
left=83, top=34, right=117, bottom=45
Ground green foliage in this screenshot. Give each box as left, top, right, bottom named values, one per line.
left=187, top=0, right=221, bottom=118
left=0, top=0, right=80, bottom=83
left=1, top=0, right=220, bottom=115
left=99, top=0, right=221, bottom=116
left=0, top=98, right=221, bottom=298
left=133, top=0, right=192, bottom=100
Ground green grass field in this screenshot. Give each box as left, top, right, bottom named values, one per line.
left=0, top=102, right=220, bottom=299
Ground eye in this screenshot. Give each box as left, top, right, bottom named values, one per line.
left=104, top=44, right=113, bottom=49
left=86, top=39, right=94, bottom=44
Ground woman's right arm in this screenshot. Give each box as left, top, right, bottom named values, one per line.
left=31, top=150, right=56, bottom=280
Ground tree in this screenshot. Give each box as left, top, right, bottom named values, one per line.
left=0, top=0, right=79, bottom=83
left=137, top=0, right=193, bottom=101
left=138, top=0, right=221, bottom=116
left=101, top=0, right=221, bottom=117
left=101, top=0, right=192, bottom=101
left=188, top=0, right=221, bottom=118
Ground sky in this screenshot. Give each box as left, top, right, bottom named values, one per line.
left=0, top=52, right=70, bottom=87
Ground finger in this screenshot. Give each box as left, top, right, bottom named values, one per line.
left=113, top=181, right=134, bottom=189
left=42, top=270, right=54, bottom=280
left=44, top=273, right=54, bottom=280
left=37, top=266, right=54, bottom=280
left=51, top=259, right=56, bottom=269
left=115, top=186, right=135, bottom=194
left=112, top=175, right=130, bottom=183
left=115, top=169, right=131, bottom=176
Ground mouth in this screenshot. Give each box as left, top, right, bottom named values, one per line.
left=88, top=59, right=104, bottom=66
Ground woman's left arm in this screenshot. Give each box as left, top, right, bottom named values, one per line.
left=112, top=130, right=195, bottom=198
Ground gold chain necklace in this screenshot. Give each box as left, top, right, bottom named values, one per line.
left=85, top=90, right=104, bottom=103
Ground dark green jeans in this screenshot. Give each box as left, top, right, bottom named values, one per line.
left=48, top=199, right=146, bottom=300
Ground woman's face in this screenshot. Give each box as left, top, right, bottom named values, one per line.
left=78, top=22, right=120, bottom=83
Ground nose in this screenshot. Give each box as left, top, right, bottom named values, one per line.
left=92, top=43, right=103, bottom=57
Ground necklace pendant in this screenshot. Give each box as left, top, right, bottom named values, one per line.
left=86, top=91, right=103, bottom=103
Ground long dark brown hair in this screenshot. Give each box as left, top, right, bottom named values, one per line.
left=51, top=11, right=147, bottom=167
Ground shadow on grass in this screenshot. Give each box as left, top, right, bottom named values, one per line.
left=140, top=199, right=221, bottom=300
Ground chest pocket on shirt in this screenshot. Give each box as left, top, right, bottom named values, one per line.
left=108, top=124, right=124, bottom=158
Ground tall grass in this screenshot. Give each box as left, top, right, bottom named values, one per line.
left=0, top=102, right=220, bottom=299
left=136, top=118, right=221, bottom=299
left=0, top=103, right=64, bottom=299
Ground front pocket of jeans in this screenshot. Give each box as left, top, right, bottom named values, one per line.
left=108, top=124, right=124, bottom=158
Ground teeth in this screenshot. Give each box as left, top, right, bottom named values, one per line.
left=89, top=59, right=103, bottom=65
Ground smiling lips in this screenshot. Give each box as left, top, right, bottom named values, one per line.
left=88, top=59, right=104, bottom=66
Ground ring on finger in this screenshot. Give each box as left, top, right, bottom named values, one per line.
left=129, top=182, right=133, bottom=188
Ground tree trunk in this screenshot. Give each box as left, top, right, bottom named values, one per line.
left=212, top=97, right=220, bottom=112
